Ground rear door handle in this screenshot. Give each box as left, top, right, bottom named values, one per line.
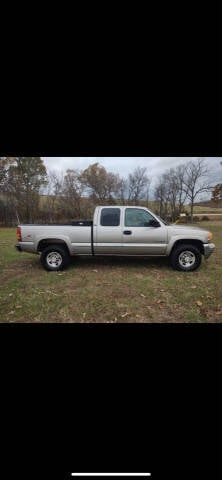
left=123, top=230, right=132, bottom=235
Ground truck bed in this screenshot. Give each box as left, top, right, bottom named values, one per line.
left=18, top=222, right=94, bottom=255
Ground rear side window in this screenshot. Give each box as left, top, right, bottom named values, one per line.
left=100, top=208, right=120, bottom=226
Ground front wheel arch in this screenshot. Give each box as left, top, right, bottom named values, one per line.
left=170, top=239, right=204, bottom=256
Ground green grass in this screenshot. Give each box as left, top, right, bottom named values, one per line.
left=0, top=223, right=222, bottom=323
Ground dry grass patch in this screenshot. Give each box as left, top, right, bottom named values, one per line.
left=0, top=222, right=221, bottom=322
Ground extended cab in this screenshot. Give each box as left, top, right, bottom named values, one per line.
left=15, top=205, right=215, bottom=272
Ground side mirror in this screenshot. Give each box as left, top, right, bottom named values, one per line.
left=149, top=219, right=160, bottom=228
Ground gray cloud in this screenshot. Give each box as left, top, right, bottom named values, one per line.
left=42, top=157, right=222, bottom=185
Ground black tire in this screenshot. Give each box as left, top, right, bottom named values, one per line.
left=40, top=244, right=70, bottom=271
left=170, top=244, right=202, bottom=272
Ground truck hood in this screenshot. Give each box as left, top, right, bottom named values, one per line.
left=166, top=224, right=211, bottom=241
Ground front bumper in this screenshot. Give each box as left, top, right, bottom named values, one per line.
left=203, top=243, right=215, bottom=259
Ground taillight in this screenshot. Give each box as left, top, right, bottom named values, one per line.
left=16, top=226, right=22, bottom=242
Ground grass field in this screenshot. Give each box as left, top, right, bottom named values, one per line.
left=193, top=206, right=222, bottom=213
left=0, top=223, right=222, bottom=323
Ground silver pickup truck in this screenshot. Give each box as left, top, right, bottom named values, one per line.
left=15, top=205, right=215, bottom=272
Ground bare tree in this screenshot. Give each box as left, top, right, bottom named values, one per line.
left=41, top=170, right=64, bottom=222
left=175, top=164, right=188, bottom=215
left=154, top=177, right=169, bottom=218
left=146, top=177, right=152, bottom=208
left=44, top=170, right=64, bottom=197
left=161, top=169, right=177, bottom=220
left=163, top=167, right=187, bottom=221
left=61, top=169, right=84, bottom=218
left=128, top=167, right=150, bottom=205
left=182, top=158, right=212, bottom=222
left=154, top=165, right=188, bottom=222
left=118, top=178, right=128, bottom=205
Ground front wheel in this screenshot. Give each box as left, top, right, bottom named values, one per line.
left=170, top=244, right=202, bottom=272
left=41, top=244, right=70, bottom=271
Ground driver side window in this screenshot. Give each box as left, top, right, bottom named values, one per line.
left=125, top=208, right=154, bottom=227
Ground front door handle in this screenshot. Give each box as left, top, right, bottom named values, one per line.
left=123, top=230, right=132, bottom=235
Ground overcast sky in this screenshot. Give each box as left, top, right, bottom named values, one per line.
left=42, top=157, right=222, bottom=186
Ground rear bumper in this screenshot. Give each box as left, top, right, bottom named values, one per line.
left=203, top=243, right=215, bottom=259
left=15, top=242, right=37, bottom=254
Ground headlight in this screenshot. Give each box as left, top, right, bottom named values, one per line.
left=207, top=232, right=213, bottom=241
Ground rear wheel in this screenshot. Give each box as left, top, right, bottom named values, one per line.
left=41, top=244, right=70, bottom=271
left=170, top=244, right=202, bottom=272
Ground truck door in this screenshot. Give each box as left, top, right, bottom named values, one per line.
left=94, top=207, right=123, bottom=254
left=122, top=208, right=167, bottom=255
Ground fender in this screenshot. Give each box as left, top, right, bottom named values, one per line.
left=36, top=235, right=72, bottom=254
left=166, top=235, right=204, bottom=256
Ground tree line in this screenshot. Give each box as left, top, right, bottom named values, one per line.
left=0, top=157, right=220, bottom=226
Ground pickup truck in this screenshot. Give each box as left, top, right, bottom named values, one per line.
left=15, top=205, right=215, bottom=272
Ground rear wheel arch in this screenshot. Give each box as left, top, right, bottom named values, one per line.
left=37, top=238, right=70, bottom=254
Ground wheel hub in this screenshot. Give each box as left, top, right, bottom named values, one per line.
left=46, top=251, right=62, bottom=268
left=179, top=250, right=195, bottom=268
